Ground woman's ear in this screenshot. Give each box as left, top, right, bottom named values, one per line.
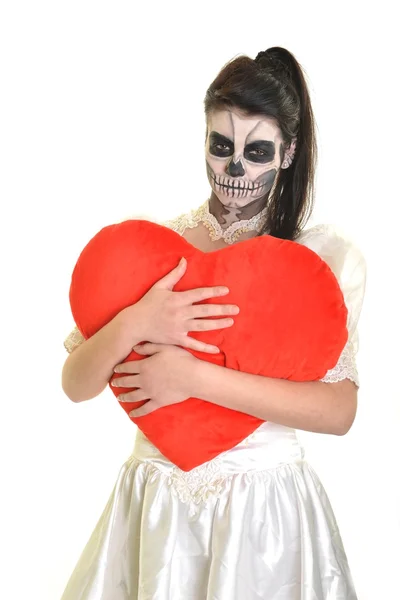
left=281, top=137, right=297, bottom=169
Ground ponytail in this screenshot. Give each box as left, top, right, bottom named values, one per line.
left=258, top=47, right=317, bottom=239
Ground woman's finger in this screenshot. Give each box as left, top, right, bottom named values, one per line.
left=182, top=286, right=230, bottom=304
left=129, top=401, right=156, bottom=417
left=188, top=317, right=235, bottom=332
left=114, top=361, right=141, bottom=374
left=133, top=343, right=164, bottom=356
left=180, top=336, right=220, bottom=355
left=152, top=257, right=187, bottom=291
left=190, top=303, right=239, bottom=318
left=119, top=389, right=150, bottom=403
left=111, top=375, right=140, bottom=389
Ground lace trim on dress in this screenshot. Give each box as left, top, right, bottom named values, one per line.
left=320, top=340, right=359, bottom=387
left=163, top=201, right=268, bottom=244
left=64, top=326, right=85, bottom=354
left=134, top=445, right=304, bottom=506
left=126, top=454, right=228, bottom=506
left=167, top=455, right=227, bottom=505
left=163, top=206, right=204, bottom=236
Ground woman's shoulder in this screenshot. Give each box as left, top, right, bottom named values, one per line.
left=296, top=223, right=366, bottom=279
left=296, top=222, right=362, bottom=254
left=297, top=223, right=367, bottom=342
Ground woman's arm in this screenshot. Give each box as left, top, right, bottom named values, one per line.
left=192, top=360, right=357, bottom=436
left=121, top=343, right=357, bottom=436
left=62, top=307, right=147, bottom=403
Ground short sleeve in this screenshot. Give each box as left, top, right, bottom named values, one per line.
left=297, top=224, right=366, bottom=386
left=64, top=326, right=85, bottom=354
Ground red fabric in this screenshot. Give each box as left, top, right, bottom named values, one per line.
left=70, top=220, right=348, bottom=471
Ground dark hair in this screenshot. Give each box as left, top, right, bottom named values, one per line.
left=204, top=47, right=317, bottom=240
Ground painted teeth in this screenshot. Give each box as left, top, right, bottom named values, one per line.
left=210, top=173, right=266, bottom=196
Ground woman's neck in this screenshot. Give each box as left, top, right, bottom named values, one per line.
left=208, top=193, right=267, bottom=230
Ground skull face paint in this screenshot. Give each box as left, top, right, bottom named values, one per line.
left=206, top=110, right=285, bottom=208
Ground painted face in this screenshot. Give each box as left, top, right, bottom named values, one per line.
left=205, top=110, right=285, bottom=208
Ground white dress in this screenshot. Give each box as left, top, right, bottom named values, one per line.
left=60, top=207, right=366, bottom=600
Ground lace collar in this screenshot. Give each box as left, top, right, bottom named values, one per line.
left=163, top=201, right=268, bottom=245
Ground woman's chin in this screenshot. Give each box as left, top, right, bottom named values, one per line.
left=213, top=190, right=255, bottom=209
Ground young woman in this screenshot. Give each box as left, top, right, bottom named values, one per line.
left=61, top=47, right=365, bottom=599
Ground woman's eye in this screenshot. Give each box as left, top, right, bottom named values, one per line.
left=249, top=148, right=266, bottom=156
left=209, top=141, right=233, bottom=157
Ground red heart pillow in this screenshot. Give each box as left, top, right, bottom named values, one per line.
left=70, top=220, right=348, bottom=471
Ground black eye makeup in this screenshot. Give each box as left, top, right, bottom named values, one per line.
left=209, top=132, right=276, bottom=164
left=209, top=131, right=234, bottom=158
left=244, top=140, right=276, bottom=164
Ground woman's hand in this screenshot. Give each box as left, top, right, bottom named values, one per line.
left=122, top=257, right=239, bottom=354
left=112, top=343, right=198, bottom=417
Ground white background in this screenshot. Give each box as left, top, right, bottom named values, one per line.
left=1, top=2, right=399, bottom=599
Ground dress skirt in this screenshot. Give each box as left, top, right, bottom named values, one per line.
left=60, top=422, right=358, bottom=599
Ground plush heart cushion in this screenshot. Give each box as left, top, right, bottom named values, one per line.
left=70, top=220, right=348, bottom=471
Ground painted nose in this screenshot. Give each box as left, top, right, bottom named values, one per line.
left=226, top=159, right=245, bottom=177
